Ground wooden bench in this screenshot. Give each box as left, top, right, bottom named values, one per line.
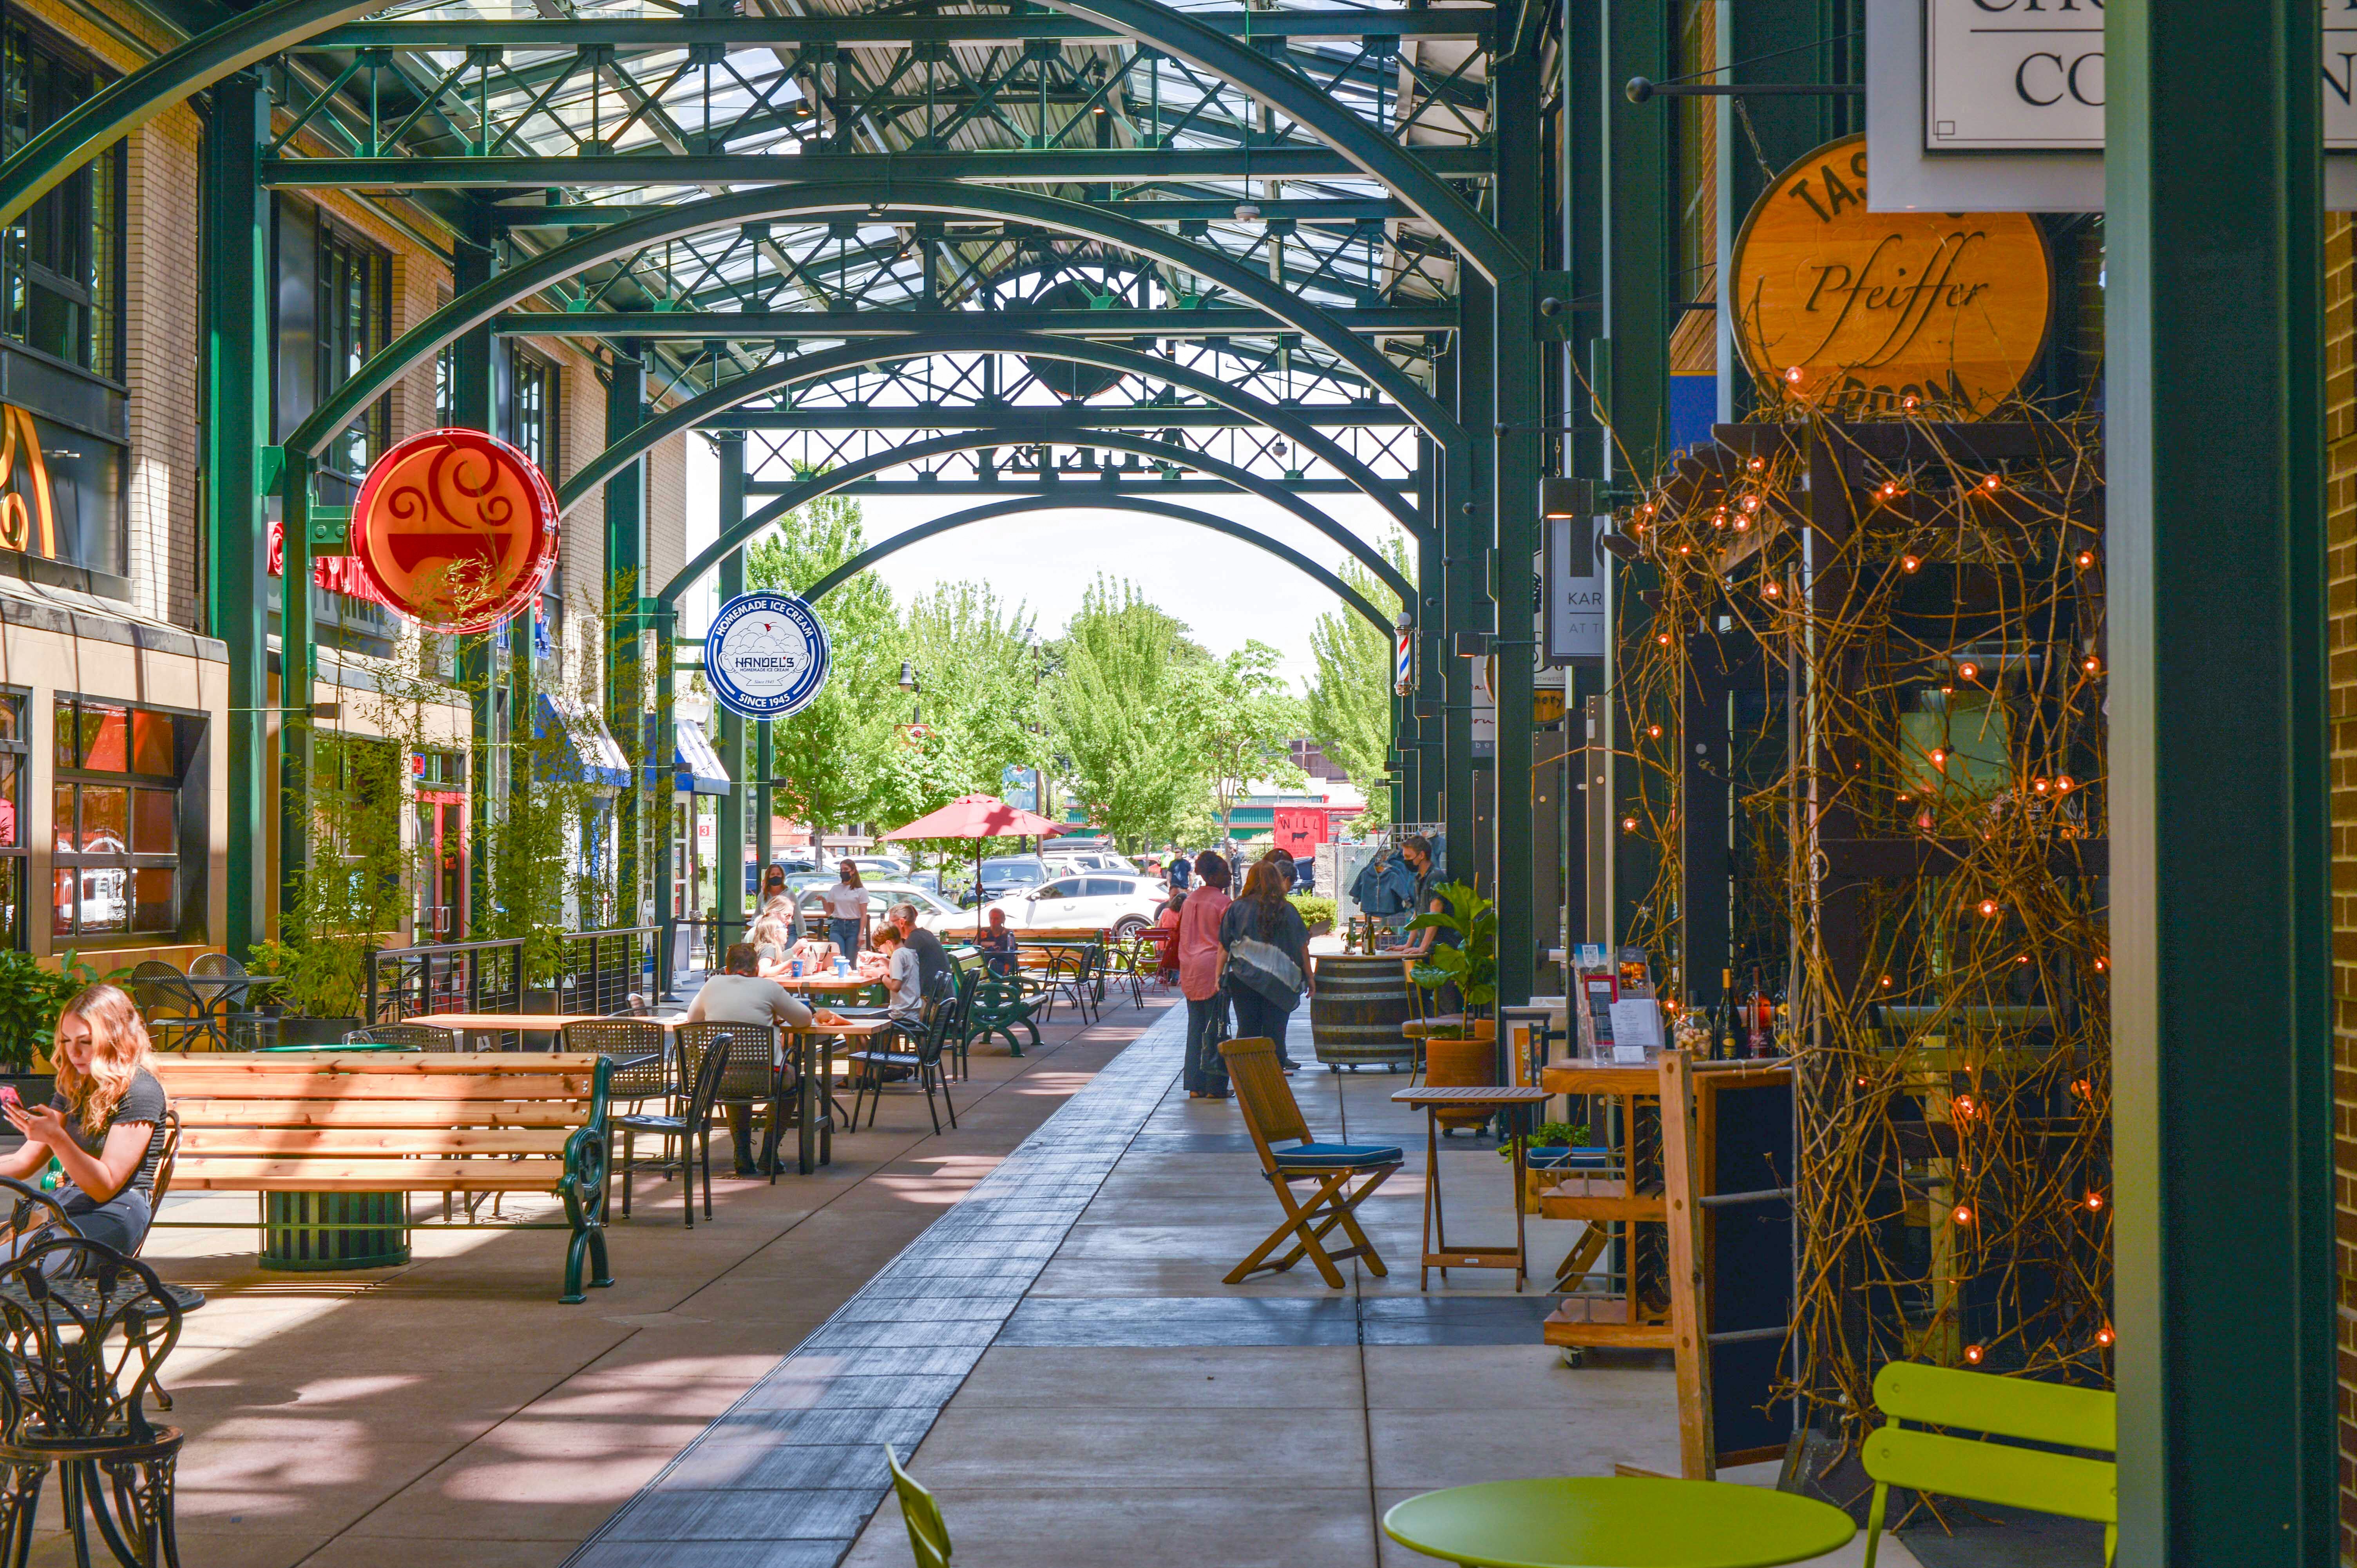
left=148, top=1052, right=617, bottom=1303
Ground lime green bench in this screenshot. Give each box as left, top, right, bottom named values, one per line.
left=1863, top=1361, right=2116, bottom=1568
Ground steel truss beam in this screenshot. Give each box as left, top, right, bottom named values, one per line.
left=716, top=407, right=1413, bottom=430
left=826, top=477, right=1393, bottom=495
left=313, top=13, right=1497, bottom=49
left=660, top=421, right=1416, bottom=609
left=551, top=330, right=1422, bottom=538
left=283, top=181, right=1463, bottom=463
left=486, top=197, right=1413, bottom=229
left=259, top=146, right=1495, bottom=187
left=498, top=307, right=1451, bottom=339
left=798, top=494, right=1393, bottom=635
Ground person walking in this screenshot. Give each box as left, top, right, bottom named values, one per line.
left=1166, top=851, right=1191, bottom=892
left=1220, top=858, right=1312, bottom=1072
left=820, top=861, right=869, bottom=959
left=1175, top=852, right=1233, bottom=1098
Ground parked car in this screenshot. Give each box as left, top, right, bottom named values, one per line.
left=1040, top=848, right=1139, bottom=875
left=963, top=873, right=1168, bottom=940
left=840, top=855, right=910, bottom=880
left=974, top=855, right=1054, bottom=904
left=791, top=879, right=965, bottom=939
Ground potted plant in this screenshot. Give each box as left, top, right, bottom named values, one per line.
left=1408, top=882, right=1500, bottom=1126
left=1287, top=894, right=1337, bottom=937
left=0, top=950, right=121, bottom=1098
left=250, top=935, right=373, bottom=1045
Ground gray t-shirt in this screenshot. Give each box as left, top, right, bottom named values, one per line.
left=685, top=975, right=814, bottom=1029
left=884, top=946, right=923, bottom=1021
left=49, top=1068, right=167, bottom=1201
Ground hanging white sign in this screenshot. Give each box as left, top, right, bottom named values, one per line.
left=704, top=592, right=831, bottom=719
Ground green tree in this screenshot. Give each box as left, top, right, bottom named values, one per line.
left=744, top=494, right=900, bottom=834
left=1185, top=640, right=1307, bottom=841
left=1046, top=577, right=1208, bottom=848
left=1304, top=529, right=1414, bottom=826
left=872, top=581, right=1045, bottom=835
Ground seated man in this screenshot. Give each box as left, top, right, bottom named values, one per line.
left=976, top=906, right=1020, bottom=977
left=888, top=902, right=953, bottom=999
left=685, top=943, right=813, bottom=1176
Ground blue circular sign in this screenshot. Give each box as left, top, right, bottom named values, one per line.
left=704, top=592, right=831, bottom=718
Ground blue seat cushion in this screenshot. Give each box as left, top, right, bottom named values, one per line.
left=1274, top=1141, right=1403, bottom=1171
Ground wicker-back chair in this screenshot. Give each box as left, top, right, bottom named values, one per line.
left=340, top=1023, right=461, bottom=1052
left=670, top=1021, right=785, bottom=1182
left=559, top=1020, right=670, bottom=1111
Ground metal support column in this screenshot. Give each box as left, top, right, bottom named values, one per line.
left=2106, top=3, right=2332, bottom=1561
left=604, top=343, right=648, bottom=924
left=713, top=432, right=747, bottom=956
left=276, top=449, right=314, bottom=924
left=203, top=74, right=271, bottom=955
left=651, top=600, right=678, bottom=997
left=452, top=203, right=498, bottom=935
left=1415, top=431, right=1446, bottom=827
left=1446, top=322, right=1490, bottom=885
left=1493, top=44, right=1543, bottom=1006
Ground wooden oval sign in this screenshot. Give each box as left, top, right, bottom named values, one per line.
left=351, top=428, right=559, bottom=632
left=1731, top=135, right=2051, bottom=417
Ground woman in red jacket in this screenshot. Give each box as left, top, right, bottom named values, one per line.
left=1175, top=853, right=1233, bottom=1098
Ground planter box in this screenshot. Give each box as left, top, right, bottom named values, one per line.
left=275, top=1017, right=364, bottom=1048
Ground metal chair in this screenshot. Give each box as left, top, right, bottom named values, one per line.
left=670, top=1020, right=788, bottom=1181
left=186, top=952, right=256, bottom=1050
left=885, top=1445, right=952, bottom=1568
left=0, top=1188, right=187, bottom=1568
left=559, top=1020, right=670, bottom=1113
left=1034, top=943, right=1100, bottom=1025
left=844, top=984, right=958, bottom=1136
left=340, top=1023, right=461, bottom=1051
left=127, top=964, right=206, bottom=1054
left=613, top=1031, right=733, bottom=1227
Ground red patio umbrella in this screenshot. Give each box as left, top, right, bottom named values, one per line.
left=882, top=794, right=1066, bottom=919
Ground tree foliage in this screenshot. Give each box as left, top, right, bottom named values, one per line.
left=872, top=581, right=1044, bottom=830
left=1187, top=640, right=1306, bottom=839
left=1043, top=577, right=1207, bottom=848
left=744, top=494, right=901, bottom=830
left=1304, top=528, right=1413, bottom=826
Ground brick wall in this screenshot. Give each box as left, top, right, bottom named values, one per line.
left=2327, top=210, right=2357, bottom=1567
left=122, top=107, right=201, bottom=629
left=645, top=425, right=688, bottom=601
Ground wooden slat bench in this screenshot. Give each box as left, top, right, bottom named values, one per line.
left=149, top=1052, right=617, bottom=1303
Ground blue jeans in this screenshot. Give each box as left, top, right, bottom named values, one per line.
left=830, top=917, right=862, bottom=957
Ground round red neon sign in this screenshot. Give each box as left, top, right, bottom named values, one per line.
left=350, top=428, right=559, bottom=633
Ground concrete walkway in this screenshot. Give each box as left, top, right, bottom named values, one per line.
left=47, top=993, right=1169, bottom=1568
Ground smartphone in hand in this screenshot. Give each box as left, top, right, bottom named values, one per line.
left=0, top=1085, right=23, bottom=1112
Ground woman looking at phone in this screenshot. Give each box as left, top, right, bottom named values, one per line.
left=0, top=984, right=168, bottom=1256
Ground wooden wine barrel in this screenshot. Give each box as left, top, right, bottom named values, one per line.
left=1309, top=955, right=1416, bottom=1070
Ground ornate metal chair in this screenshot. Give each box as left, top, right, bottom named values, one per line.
left=340, top=1023, right=461, bottom=1052
left=0, top=1181, right=187, bottom=1568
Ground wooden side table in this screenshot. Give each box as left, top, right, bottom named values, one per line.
left=1391, top=1085, right=1551, bottom=1289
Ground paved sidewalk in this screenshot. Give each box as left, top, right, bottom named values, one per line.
left=34, top=995, right=1171, bottom=1568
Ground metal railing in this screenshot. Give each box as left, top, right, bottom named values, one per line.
left=366, top=926, right=659, bottom=1025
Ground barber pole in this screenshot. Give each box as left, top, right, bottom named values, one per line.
left=1394, top=623, right=1414, bottom=695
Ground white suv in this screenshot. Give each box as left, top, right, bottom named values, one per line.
left=974, top=873, right=1167, bottom=939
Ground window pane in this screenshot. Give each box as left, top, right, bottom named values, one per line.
left=76, top=784, right=125, bottom=852
left=130, top=787, right=171, bottom=854
left=0, top=755, right=16, bottom=847
left=51, top=698, right=72, bottom=767
left=50, top=783, right=70, bottom=853
left=130, top=866, right=172, bottom=934
left=129, top=709, right=170, bottom=776
left=49, top=868, right=71, bottom=937
left=78, top=703, right=125, bottom=772
left=0, top=695, right=21, bottom=743
left=77, top=867, right=124, bottom=933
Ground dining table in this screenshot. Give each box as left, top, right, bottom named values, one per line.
left=180, top=972, right=282, bottom=1049
left=1381, top=1476, right=1855, bottom=1568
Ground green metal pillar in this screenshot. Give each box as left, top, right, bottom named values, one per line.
left=203, top=74, right=270, bottom=956
left=1444, top=326, right=1487, bottom=884
left=2106, top=2, right=2332, bottom=1561
left=451, top=203, right=497, bottom=938
left=713, top=432, right=747, bottom=955
left=604, top=343, right=648, bottom=926
left=1414, top=431, right=1445, bottom=827
left=1493, top=44, right=1543, bottom=1006
left=276, top=454, right=313, bottom=924
left=650, top=600, right=677, bottom=995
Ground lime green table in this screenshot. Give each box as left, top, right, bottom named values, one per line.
left=1382, top=1478, right=1856, bottom=1568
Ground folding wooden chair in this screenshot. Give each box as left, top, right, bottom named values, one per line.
left=884, top=1444, right=951, bottom=1568
left=1218, top=1035, right=1402, bottom=1289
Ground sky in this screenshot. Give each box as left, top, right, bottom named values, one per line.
left=683, top=436, right=1407, bottom=690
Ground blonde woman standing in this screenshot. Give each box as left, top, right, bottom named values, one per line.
left=0, top=984, right=169, bottom=1256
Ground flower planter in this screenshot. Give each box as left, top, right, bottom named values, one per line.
left=1423, top=1020, right=1499, bottom=1129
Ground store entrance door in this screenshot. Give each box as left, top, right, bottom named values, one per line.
left=416, top=793, right=467, bottom=940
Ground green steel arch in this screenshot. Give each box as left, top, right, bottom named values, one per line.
left=554, top=331, right=1424, bottom=539
left=284, top=182, right=1461, bottom=463
left=798, top=494, right=1394, bottom=636
left=0, top=0, right=1513, bottom=280
left=660, top=421, right=1415, bottom=608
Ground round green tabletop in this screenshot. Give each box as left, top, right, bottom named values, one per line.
left=1381, top=1478, right=1857, bottom=1568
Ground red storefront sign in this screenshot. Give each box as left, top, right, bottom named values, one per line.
left=349, top=428, right=559, bottom=632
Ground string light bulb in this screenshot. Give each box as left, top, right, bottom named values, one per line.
left=1879, top=975, right=1894, bottom=988
left=1957, top=660, right=1980, bottom=681
left=2084, top=1191, right=2105, bottom=1212
left=1783, top=365, right=1804, bottom=385
left=1953, top=1094, right=1977, bottom=1118
left=1952, top=1204, right=1975, bottom=1227
left=1647, top=724, right=1663, bottom=739
left=1763, top=580, right=1781, bottom=598
left=1747, top=457, right=1765, bottom=473
left=1620, top=816, right=1639, bottom=833
left=1742, top=496, right=1760, bottom=513
left=2055, top=774, right=2076, bottom=793
left=1900, top=554, right=1921, bottom=573
left=1963, top=1343, right=1985, bottom=1365
left=1931, top=747, right=1948, bottom=767
left=2082, top=655, right=2102, bottom=675
left=1982, top=474, right=2002, bottom=492
left=1977, top=898, right=2000, bottom=918
left=2075, top=550, right=2096, bottom=570
left=2096, top=1325, right=2116, bottom=1348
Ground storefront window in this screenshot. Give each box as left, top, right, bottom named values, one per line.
left=0, top=22, right=120, bottom=380
left=316, top=224, right=390, bottom=486
left=0, top=693, right=23, bottom=948
left=51, top=695, right=183, bottom=941
left=509, top=347, right=557, bottom=473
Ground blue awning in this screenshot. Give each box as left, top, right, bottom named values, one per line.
left=673, top=717, right=732, bottom=796
left=534, top=693, right=630, bottom=791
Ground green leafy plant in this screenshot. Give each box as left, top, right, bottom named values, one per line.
left=1407, top=880, right=1498, bottom=1031
left=1287, top=894, right=1337, bottom=932
left=1502, top=1119, right=1591, bottom=1161
left=0, top=951, right=126, bottom=1072
left=250, top=936, right=372, bottom=1022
